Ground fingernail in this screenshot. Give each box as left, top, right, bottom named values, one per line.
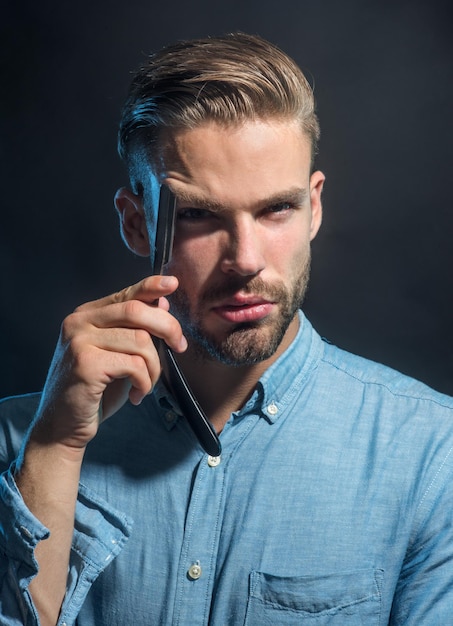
left=179, top=336, right=188, bottom=351
left=160, top=276, right=175, bottom=288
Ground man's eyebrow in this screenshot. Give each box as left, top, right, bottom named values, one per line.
left=261, top=187, right=308, bottom=208
left=173, top=191, right=226, bottom=212
left=173, top=187, right=308, bottom=211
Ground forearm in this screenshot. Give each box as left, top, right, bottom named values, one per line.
left=2, top=276, right=184, bottom=624
left=15, top=434, right=84, bottom=626
left=0, top=450, right=132, bottom=626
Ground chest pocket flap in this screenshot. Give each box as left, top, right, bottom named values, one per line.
left=245, top=568, right=384, bottom=625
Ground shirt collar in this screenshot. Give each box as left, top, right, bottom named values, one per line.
left=153, top=310, right=323, bottom=427
left=237, top=311, right=322, bottom=423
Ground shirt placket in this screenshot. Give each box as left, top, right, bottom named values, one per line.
left=172, top=450, right=226, bottom=625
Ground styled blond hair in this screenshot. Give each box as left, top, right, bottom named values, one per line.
left=118, top=32, right=320, bottom=186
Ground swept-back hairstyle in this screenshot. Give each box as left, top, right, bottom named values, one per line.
left=118, top=32, right=320, bottom=186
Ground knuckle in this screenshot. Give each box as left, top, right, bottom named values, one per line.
left=69, top=332, right=87, bottom=356
left=70, top=336, right=95, bottom=369
left=141, top=276, right=157, bottom=290
left=129, top=354, right=150, bottom=380
left=130, top=350, right=160, bottom=381
left=133, top=328, right=152, bottom=350
left=60, top=312, right=82, bottom=342
left=123, top=299, right=143, bottom=320
left=70, top=347, right=97, bottom=382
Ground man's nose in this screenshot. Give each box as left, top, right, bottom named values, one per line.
left=220, top=217, right=266, bottom=277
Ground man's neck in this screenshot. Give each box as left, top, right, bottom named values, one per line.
left=172, top=315, right=300, bottom=433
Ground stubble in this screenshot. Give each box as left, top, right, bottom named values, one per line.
left=169, top=252, right=311, bottom=366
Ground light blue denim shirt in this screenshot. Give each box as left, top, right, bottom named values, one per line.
left=1, top=312, right=453, bottom=624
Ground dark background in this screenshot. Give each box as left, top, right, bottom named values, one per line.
left=1, top=0, right=452, bottom=399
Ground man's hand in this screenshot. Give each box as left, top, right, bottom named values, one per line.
left=13, top=275, right=186, bottom=625
left=32, top=274, right=187, bottom=452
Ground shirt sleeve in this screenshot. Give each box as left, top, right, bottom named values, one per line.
left=0, top=465, right=133, bottom=626
left=389, top=449, right=453, bottom=624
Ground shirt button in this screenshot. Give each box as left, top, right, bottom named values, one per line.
left=267, top=402, right=278, bottom=416
left=165, top=411, right=175, bottom=422
left=207, top=455, right=221, bottom=467
left=20, top=525, right=33, bottom=539
left=187, top=561, right=202, bottom=580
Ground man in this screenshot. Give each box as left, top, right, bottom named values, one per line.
left=1, top=32, right=453, bottom=625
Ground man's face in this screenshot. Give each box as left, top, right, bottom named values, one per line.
left=152, top=119, right=324, bottom=366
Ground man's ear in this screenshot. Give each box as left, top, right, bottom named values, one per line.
left=114, top=187, right=150, bottom=257
left=309, top=170, right=325, bottom=241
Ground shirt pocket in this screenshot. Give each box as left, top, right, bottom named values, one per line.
left=244, top=568, right=384, bottom=625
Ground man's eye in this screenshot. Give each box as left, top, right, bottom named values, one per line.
left=268, top=202, right=293, bottom=214
left=177, top=208, right=212, bottom=220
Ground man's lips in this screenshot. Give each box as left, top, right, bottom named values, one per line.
left=211, top=296, right=275, bottom=323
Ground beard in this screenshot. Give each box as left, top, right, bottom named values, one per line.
left=169, top=252, right=311, bottom=367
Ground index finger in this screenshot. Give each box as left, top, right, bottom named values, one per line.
left=75, top=275, right=179, bottom=313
